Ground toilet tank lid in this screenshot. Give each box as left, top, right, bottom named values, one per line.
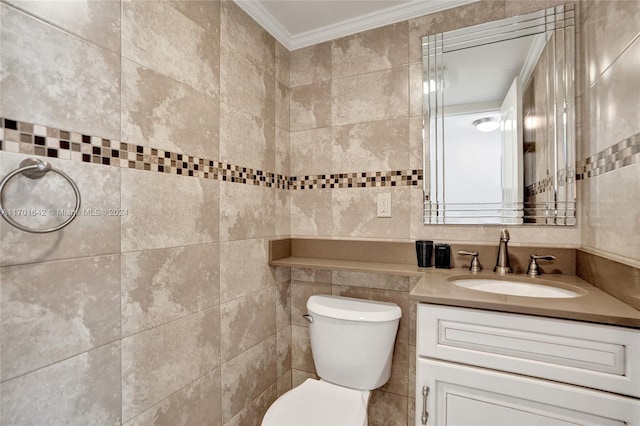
left=307, top=295, right=402, bottom=322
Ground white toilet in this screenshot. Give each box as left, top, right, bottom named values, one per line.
left=262, top=295, right=402, bottom=426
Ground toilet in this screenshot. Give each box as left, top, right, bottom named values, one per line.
left=262, top=295, right=402, bottom=426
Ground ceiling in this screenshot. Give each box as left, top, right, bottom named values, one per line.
left=234, top=0, right=478, bottom=50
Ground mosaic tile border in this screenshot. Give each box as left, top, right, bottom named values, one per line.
left=0, top=117, right=422, bottom=190
left=525, top=168, right=573, bottom=198
left=575, top=132, right=640, bottom=180
left=290, top=170, right=422, bottom=189
left=1, top=118, right=638, bottom=191
left=0, top=117, right=287, bottom=189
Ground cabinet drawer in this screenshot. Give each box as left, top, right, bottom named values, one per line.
left=417, top=304, right=640, bottom=398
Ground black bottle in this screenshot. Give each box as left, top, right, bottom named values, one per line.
left=434, top=244, right=451, bottom=269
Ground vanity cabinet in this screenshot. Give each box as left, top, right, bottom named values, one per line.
left=415, top=304, right=640, bottom=425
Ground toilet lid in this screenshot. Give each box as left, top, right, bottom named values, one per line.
left=262, top=379, right=368, bottom=426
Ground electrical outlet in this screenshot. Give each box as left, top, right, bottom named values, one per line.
left=377, top=193, right=391, bottom=217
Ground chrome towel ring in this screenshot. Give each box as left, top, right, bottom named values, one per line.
left=0, top=158, right=81, bottom=233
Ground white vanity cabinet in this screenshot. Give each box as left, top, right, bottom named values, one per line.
left=415, top=304, right=640, bottom=425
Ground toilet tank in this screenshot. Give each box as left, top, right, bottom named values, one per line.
left=306, top=295, right=402, bottom=390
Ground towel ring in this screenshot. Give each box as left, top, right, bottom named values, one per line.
left=0, top=158, right=81, bottom=233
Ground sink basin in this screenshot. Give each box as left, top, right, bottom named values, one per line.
left=449, top=276, right=584, bottom=298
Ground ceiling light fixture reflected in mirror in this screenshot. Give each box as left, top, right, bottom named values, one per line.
left=473, top=117, right=500, bottom=132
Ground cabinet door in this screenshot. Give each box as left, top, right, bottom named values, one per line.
left=416, top=358, right=640, bottom=426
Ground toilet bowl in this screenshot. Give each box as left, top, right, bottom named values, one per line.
left=262, top=295, right=401, bottom=426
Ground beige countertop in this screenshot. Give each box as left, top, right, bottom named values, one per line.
left=269, top=255, right=640, bottom=329
left=410, top=269, right=640, bottom=328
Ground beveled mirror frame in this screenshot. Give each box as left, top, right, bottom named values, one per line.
left=422, top=4, right=576, bottom=225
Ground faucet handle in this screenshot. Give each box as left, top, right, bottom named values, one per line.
left=458, top=251, right=483, bottom=273
left=526, top=254, right=556, bottom=277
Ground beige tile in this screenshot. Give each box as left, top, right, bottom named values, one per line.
left=121, top=244, right=220, bottom=337
left=290, top=128, right=332, bottom=176
left=221, top=287, right=276, bottom=363
left=276, top=279, right=291, bottom=331
left=409, top=301, right=418, bottom=346
left=331, top=271, right=411, bottom=292
left=1, top=343, right=121, bottom=425
left=221, top=44, right=275, bottom=124
left=332, top=118, right=410, bottom=173
left=291, top=280, right=332, bottom=328
left=290, top=189, right=333, bottom=236
left=276, top=188, right=291, bottom=237
left=221, top=335, right=277, bottom=422
left=220, top=102, right=275, bottom=172
left=332, top=187, right=411, bottom=239
left=291, top=325, right=315, bottom=373
left=408, top=345, right=416, bottom=399
left=120, top=169, right=219, bottom=252
left=277, top=326, right=292, bottom=377
left=276, top=127, right=290, bottom=176
left=291, top=369, right=318, bottom=388
left=1, top=255, right=119, bottom=381
left=220, top=181, right=275, bottom=241
left=290, top=42, right=332, bottom=87
left=505, top=0, right=569, bottom=17
left=122, top=0, right=219, bottom=97
left=581, top=166, right=640, bottom=263
left=0, top=153, right=120, bottom=266
left=291, top=268, right=332, bottom=283
left=582, top=0, right=640, bottom=88
left=332, top=285, right=410, bottom=345
left=368, top=390, right=408, bottom=426
left=407, top=398, right=415, bottom=426
left=121, top=59, right=219, bottom=159
left=277, top=370, right=292, bottom=397
left=1, top=5, right=120, bottom=140
left=409, top=116, right=424, bottom=171
left=169, top=0, right=221, bottom=34
left=121, top=308, right=220, bottom=422
left=276, top=266, right=292, bottom=284
left=592, top=38, right=640, bottom=152
left=220, top=239, right=274, bottom=303
left=124, top=368, right=222, bottom=426
left=224, top=384, right=277, bottom=426
left=290, top=81, right=332, bottom=131
left=380, top=342, right=409, bottom=397
left=276, top=80, right=290, bottom=131
left=5, top=0, right=121, bottom=54
left=221, top=0, right=275, bottom=75
left=408, top=1, right=505, bottom=63
left=276, top=41, right=290, bottom=86
left=332, top=68, right=409, bottom=126
left=332, top=22, right=408, bottom=78
left=409, top=62, right=423, bottom=118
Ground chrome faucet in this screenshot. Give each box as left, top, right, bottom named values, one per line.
left=494, top=229, right=512, bottom=275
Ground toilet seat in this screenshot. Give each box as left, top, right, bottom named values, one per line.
left=262, top=379, right=369, bottom=426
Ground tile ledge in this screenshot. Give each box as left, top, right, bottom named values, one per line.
left=269, top=256, right=425, bottom=276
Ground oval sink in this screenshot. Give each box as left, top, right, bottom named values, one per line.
left=449, top=277, right=583, bottom=298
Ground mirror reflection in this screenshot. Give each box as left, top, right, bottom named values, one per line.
left=422, top=4, right=576, bottom=225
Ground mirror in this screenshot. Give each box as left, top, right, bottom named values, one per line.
left=422, top=4, right=576, bottom=225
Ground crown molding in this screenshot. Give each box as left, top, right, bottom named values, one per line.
left=234, top=0, right=480, bottom=51
left=233, top=0, right=294, bottom=47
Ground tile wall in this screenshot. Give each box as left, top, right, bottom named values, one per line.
left=578, top=0, right=640, bottom=267
left=0, top=1, right=290, bottom=425
left=284, top=0, right=639, bottom=423
left=288, top=0, right=584, bottom=247
left=1, top=0, right=639, bottom=425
